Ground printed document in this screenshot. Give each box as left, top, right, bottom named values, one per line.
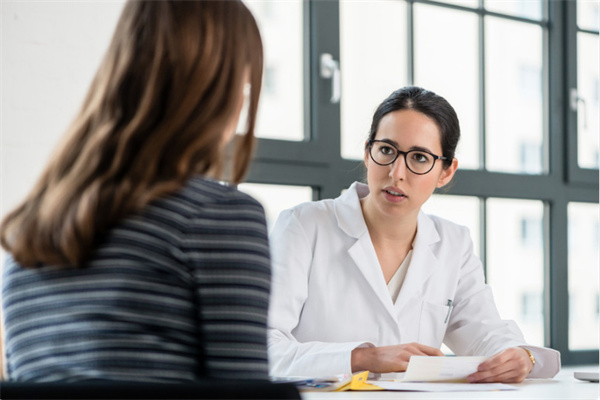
left=403, top=356, right=488, bottom=382
left=366, top=356, right=518, bottom=392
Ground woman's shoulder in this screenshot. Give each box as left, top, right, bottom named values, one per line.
left=158, top=177, right=263, bottom=215
left=184, top=177, right=262, bottom=206
left=139, top=177, right=266, bottom=232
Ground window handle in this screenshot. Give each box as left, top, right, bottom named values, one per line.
left=320, top=53, right=341, bottom=104
left=570, top=88, right=588, bottom=129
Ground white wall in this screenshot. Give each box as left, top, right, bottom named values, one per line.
left=1, top=1, right=126, bottom=230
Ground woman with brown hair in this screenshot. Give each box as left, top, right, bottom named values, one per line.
left=1, top=1, right=267, bottom=382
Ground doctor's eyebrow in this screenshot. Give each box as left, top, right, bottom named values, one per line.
left=409, top=145, right=436, bottom=154
left=375, top=138, right=435, bottom=154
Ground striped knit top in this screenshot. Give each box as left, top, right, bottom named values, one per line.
left=2, top=177, right=271, bottom=382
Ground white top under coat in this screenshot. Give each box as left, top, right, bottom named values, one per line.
left=387, top=250, right=413, bottom=304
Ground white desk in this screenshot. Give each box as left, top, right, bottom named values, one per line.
left=301, top=365, right=599, bottom=400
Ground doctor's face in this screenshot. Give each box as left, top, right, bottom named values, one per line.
left=363, top=109, right=457, bottom=221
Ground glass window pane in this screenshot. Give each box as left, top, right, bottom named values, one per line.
left=237, top=183, right=312, bottom=231
left=414, top=4, right=479, bottom=170
left=340, top=0, right=407, bottom=160
left=568, top=202, right=599, bottom=350
left=485, top=18, right=544, bottom=174
left=487, top=199, right=544, bottom=346
left=244, top=1, right=304, bottom=141
left=422, top=195, right=481, bottom=258
left=484, top=0, right=542, bottom=21
left=577, top=32, right=599, bottom=169
left=578, top=0, right=600, bottom=32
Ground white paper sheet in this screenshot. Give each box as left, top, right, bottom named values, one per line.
left=367, top=358, right=518, bottom=392
left=370, top=381, right=517, bottom=392
left=402, top=356, right=489, bottom=382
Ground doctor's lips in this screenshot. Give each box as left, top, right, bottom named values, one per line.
left=383, top=186, right=407, bottom=199
left=382, top=186, right=408, bottom=203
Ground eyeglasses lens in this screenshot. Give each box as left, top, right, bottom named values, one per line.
left=370, top=142, right=434, bottom=174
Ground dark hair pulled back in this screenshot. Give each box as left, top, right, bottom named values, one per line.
left=368, top=86, right=460, bottom=167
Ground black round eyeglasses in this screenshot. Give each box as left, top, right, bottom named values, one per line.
left=367, top=140, right=448, bottom=175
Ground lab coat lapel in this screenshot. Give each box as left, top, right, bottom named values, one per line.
left=394, top=212, right=441, bottom=313
left=347, top=232, right=396, bottom=315
left=335, top=183, right=396, bottom=317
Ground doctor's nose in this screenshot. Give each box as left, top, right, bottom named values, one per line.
left=389, top=155, right=408, bottom=181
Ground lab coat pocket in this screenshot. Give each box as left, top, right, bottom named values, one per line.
left=418, top=301, right=449, bottom=348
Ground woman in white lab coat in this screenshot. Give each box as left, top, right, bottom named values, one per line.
left=267, top=86, right=560, bottom=382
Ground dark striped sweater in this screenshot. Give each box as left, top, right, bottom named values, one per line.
left=2, top=177, right=271, bottom=382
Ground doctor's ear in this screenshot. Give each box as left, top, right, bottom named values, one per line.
left=363, top=141, right=371, bottom=167
left=436, top=158, right=458, bottom=188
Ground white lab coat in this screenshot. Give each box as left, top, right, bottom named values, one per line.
left=267, top=182, right=560, bottom=378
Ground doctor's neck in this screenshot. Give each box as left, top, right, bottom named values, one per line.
left=360, top=196, right=418, bottom=245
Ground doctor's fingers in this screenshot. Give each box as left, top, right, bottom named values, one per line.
left=386, top=348, right=424, bottom=370
left=477, top=348, right=532, bottom=376
left=401, top=342, right=444, bottom=356
left=392, top=359, right=411, bottom=373
left=467, top=358, right=530, bottom=383
left=467, top=371, right=525, bottom=383
left=467, top=366, right=528, bottom=383
left=419, top=346, right=444, bottom=357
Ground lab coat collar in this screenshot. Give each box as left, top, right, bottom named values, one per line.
left=335, top=182, right=442, bottom=324
left=333, top=182, right=441, bottom=246
left=333, top=182, right=370, bottom=239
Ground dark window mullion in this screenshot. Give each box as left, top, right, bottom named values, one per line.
left=478, top=0, right=486, bottom=170
left=540, top=0, right=552, bottom=349
left=480, top=196, right=488, bottom=278
left=546, top=0, right=566, bottom=355
left=541, top=0, right=551, bottom=175
left=565, top=0, right=580, bottom=183
left=548, top=197, right=570, bottom=357
left=303, top=0, right=312, bottom=142
left=407, top=0, right=415, bottom=85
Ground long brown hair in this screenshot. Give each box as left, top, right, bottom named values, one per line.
left=0, top=1, right=263, bottom=268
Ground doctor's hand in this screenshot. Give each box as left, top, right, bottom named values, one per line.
left=351, top=343, right=444, bottom=373
left=467, top=347, right=534, bottom=383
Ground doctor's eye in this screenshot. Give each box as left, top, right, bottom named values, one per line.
left=378, top=144, right=397, bottom=156
left=410, top=151, right=432, bottom=164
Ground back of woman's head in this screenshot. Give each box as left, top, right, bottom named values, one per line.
left=92, top=0, right=263, bottom=183
left=0, top=0, right=263, bottom=268
left=368, top=86, right=460, bottom=166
